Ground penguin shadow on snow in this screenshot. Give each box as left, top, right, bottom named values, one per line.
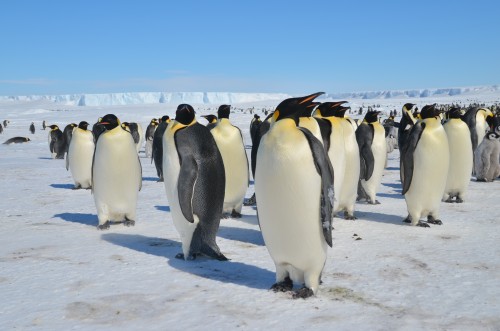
left=377, top=192, right=405, bottom=200
left=217, top=225, right=265, bottom=246
left=101, top=233, right=274, bottom=290
left=385, top=166, right=400, bottom=171
left=38, top=157, right=53, bottom=160
left=142, top=176, right=159, bottom=182
left=154, top=205, right=170, bottom=212
left=50, top=183, right=76, bottom=190
left=53, top=213, right=97, bottom=227
left=355, top=211, right=405, bottom=226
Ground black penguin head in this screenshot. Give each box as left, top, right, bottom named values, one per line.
left=403, top=103, right=416, bottom=111
left=78, top=121, right=89, bottom=130
left=316, top=101, right=348, bottom=117
left=420, top=104, right=439, bottom=119
left=253, top=114, right=261, bottom=120
left=363, top=111, right=381, bottom=123
left=175, top=104, right=196, bottom=125
left=447, top=107, right=463, bottom=119
left=49, top=124, right=59, bottom=131
left=218, top=105, right=231, bottom=119
left=98, top=114, right=120, bottom=131
left=161, top=115, right=170, bottom=123
left=274, top=92, right=325, bottom=123
left=201, top=114, right=217, bottom=124
left=25, top=137, right=31, bottom=142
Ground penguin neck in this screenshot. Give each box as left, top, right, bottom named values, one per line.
left=218, top=118, right=230, bottom=125
left=273, top=118, right=298, bottom=129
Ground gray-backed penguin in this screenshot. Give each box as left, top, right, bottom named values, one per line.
left=92, top=114, right=142, bottom=230
left=66, top=121, right=94, bottom=189
left=255, top=92, right=334, bottom=299
left=152, top=115, right=170, bottom=182
left=250, top=114, right=262, bottom=145
left=442, top=107, right=473, bottom=202
left=162, top=104, right=227, bottom=261
left=401, top=104, right=449, bottom=227
left=145, top=118, right=158, bottom=158
left=462, top=107, right=494, bottom=153
left=201, top=114, right=218, bottom=130
left=48, top=125, right=65, bottom=159
left=474, top=131, right=500, bottom=182
left=356, top=111, right=387, bottom=204
left=63, top=123, right=77, bottom=155
left=0, top=123, right=4, bottom=134
left=121, top=122, right=144, bottom=153
left=3, top=137, right=30, bottom=144
left=29, top=122, right=35, bottom=134
left=210, top=105, right=249, bottom=218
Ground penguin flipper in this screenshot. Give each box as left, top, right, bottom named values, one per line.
left=298, top=127, right=334, bottom=247
left=401, top=122, right=426, bottom=195
left=65, top=149, right=70, bottom=170
left=174, top=129, right=197, bottom=224
left=356, top=124, right=375, bottom=180
left=314, top=117, right=332, bottom=152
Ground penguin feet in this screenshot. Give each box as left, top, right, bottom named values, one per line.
left=476, top=178, right=487, bottom=182
left=123, top=218, right=135, bottom=227
left=270, top=277, right=293, bottom=292
left=221, top=213, right=231, bottom=219
left=243, top=193, right=257, bottom=206
left=72, top=185, right=81, bottom=190
left=444, top=197, right=454, bottom=203
left=175, top=253, right=197, bottom=260
left=427, top=216, right=442, bottom=225
left=369, top=200, right=381, bottom=205
left=455, top=197, right=464, bottom=203
left=292, top=287, right=314, bottom=299
left=344, top=212, right=357, bottom=220
left=157, top=177, right=164, bottom=183
left=416, top=221, right=430, bottom=228
left=403, top=215, right=412, bottom=223
left=230, top=209, right=242, bottom=218
left=97, top=221, right=111, bottom=230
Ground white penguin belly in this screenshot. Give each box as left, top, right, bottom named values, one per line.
left=68, top=130, right=94, bottom=188
left=444, top=121, right=473, bottom=198
left=361, top=124, right=386, bottom=199
left=256, top=125, right=327, bottom=287
left=338, top=120, right=359, bottom=212
left=162, top=123, right=198, bottom=258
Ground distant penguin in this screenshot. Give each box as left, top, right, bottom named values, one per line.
left=63, top=123, right=77, bottom=155
left=356, top=111, right=387, bottom=204
left=249, top=114, right=262, bottom=144
left=92, top=118, right=105, bottom=143
left=29, top=122, right=35, bottom=134
left=3, top=137, right=30, bottom=144
left=210, top=105, right=249, bottom=218
left=48, top=125, right=65, bottom=159
left=3, top=120, right=9, bottom=127
left=474, top=132, right=500, bottom=182
left=401, top=104, right=449, bottom=227
left=92, top=114, right=142, bottom=229
left=255, top=92, right=334, bottom=299
left=121, top=122, right=144, bottom=153
left=152, top=115, right=170, bottom=182
left=66, top=121, right=94, bottom=189
left=0, top=123, right=3, bottom=134
left=462, top=107, right=494, bottom=153
left=145, top=118, right=158, bottom=158
left=42, top=120, right=46, bottom=130
left=162, top=104, right=227, bottom=260
left=442, top=107, right=473, bottom=202
left=201, top=114, right=218, bottom=130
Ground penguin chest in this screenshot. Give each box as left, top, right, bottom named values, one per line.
left=444, top=120, right=473, bottom=191
left=68, top=130, right=94, bottom=183
left=256, top=124, right=326, bottom=266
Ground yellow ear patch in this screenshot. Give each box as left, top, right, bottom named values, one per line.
left=272, top=110, right=280, bottom=122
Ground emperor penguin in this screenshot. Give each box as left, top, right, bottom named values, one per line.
left=92, top=118, right=105, bottom=143
left=42, top=120, right=46, bottom=130
left=48, top=125, right=65, bottom=159
left=63, top=123, right=77, bottom=155
left=121, top=122, right=144, bottom=153
left=201, top=114, right=218, bottom=130
left=316, top=103, right=360, bottom=219
left=397, top=103, right=417, bottom=152
left=462, top=107, right=494, bottom=153
left=401, top=104, right=449, bottom=227
left=255, top=92, right=334, bottom=299
left=0, top=123, right=3, bottom=134
left=152, top=115, right=170, bottom=182
left=474, top=131, right=500, bottom=182
left=92, top=114, right=142, bottom=230
left=3, top=137, right=30, bottom=144
left=356, top=111, right=387, bottom=204
left=145, top=118, right=158, bottom=158
left=3, top=120, right=9, bottom=127
left=29, top=122, right=35, bottom=134
left=162, top=104, right=227, bottom=261
left=442, top=107, right=473, bottom=202
left=210, top=105, right=249, bottom=218
left=249, top=114, right=262, bottom=145
left=66, top=121, right=94, bottom=189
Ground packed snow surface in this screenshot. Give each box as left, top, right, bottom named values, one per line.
left=0, top=91, right=499, bottom=330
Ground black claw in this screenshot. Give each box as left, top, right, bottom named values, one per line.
left=97, top=221, right=111, bottom=230
left=456, top=197, right=464, bottom=203
left=175, top=253, right=185, bottom=260
left=243, top=193, right=257, bottom=206
left=403, top=215, right=412, bottom=223
left=416, top=221, right=430, bottom=228
left=123, top=219, right=135, bottom=227
left=427, top=219, right=442, bottom=225
left=270, top=277, right=293, bottom=292
left=292, top=287, right=314, bottom=299
left=344, top=212, right=357, bottom=220
left=230, top=210, right=242, bottom=218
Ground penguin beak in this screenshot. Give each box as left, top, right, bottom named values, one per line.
left=298, top=92, right=325, bottom=106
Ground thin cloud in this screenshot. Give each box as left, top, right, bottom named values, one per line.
left=0, top=78, right=54, bottom=85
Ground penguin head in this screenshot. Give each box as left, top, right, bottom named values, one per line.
left=253, top=114, right=261, bottom=121
left=486, top=132, right=500, bottom=140
left=201, top=114, right=217, bottom=124
left=49, top=125, right=59, bottom=131
left=78, top=121, right=90, bottom=130
left=175, top=104, right=196, bottom=125
left=273, top=92, right=324, bottom=124
left=150, top=118, right=158, bottom=125
left=420, top=104, right=439, bottom=119
left=25, top=137, right=31, bottom=142
left=363, top=111, right=381, bottom=123
left=218, top=105, right=231, bottom=119
left=446, top=107, right=463, bottom=119
left=121, top=122, right=130, bottom=130
left=98, top=114, right=120, bottom=131
left=403, top=103, right=416, bottom=112
left=315, top=101, right=348, bottom=117
left=161, top=115, right=170, bottom=123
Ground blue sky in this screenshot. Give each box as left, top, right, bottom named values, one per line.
left=1, top=0, right=499, bottom=96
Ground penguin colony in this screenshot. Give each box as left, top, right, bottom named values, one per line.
left=8, top=97, right=499, bottom=299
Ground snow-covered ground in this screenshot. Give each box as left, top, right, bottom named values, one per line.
left=0, top=91, right=499, bottom=330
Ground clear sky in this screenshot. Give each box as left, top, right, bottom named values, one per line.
left=1, top=0, right=499, bottom=96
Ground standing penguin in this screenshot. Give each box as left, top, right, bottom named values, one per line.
left=0, top=123, right=4, bottom=134
left=316, top=103, right=360, bottom=219
left=442, top=107, right=473, bottom=202
left=210, top=105, right=249, bottom=218
left=249, top=114, right=262, bottom=144
left=474, top=132, right=500, bottom=182
left=401, top=104, right=449, bottom=227
left=255, top=92, right=334, bottom=299
left=397, top=103, right=417, bottom=153
left=201, top=114, right=218, bottom=130
left=3, top=120, right=9, bottom=127
left=152, top=115, right=170, bottom=182
left=356, top=111, right=387, bottom=204
left=162, top=104, right=227, bottom=260
left=42, top=120, right=46, bottom=130
left=62, top=123, right=77, bottom=155
left=462, top=107, right=494, bottom=153
left=29, top=122, right=35, bottom=134
left=48, top=125, right=65, bottom=159
left=92, top=114, right=142, bottom=230
left=145, top=118, right=158, bottom=158
left=92, top=117, right=105, bottom=143
left=121, top=122, right=144, bottom=153
left=66, top=121, right=94, bottom=189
